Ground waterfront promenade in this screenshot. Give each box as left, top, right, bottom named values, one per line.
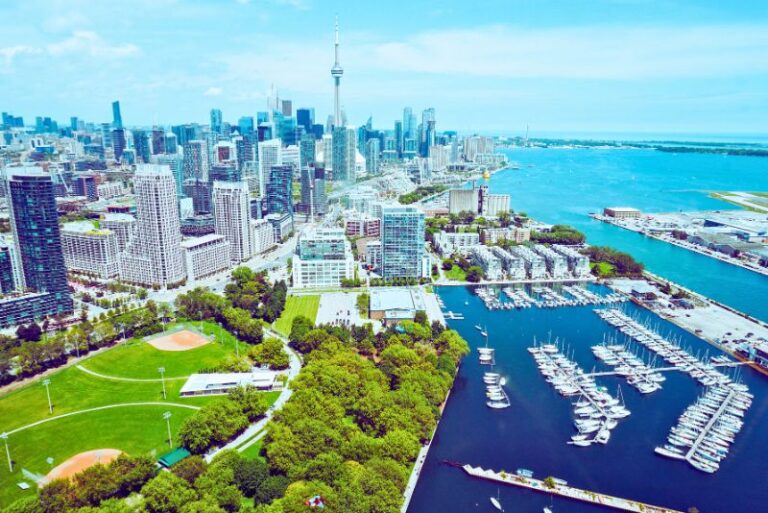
left=460, top=464, right=683, bottom=513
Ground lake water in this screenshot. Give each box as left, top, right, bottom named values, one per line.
left=407, top=285, right=768, bottom=513
left=408, top=148, right=768, bottom=513
left=490, top=148, right=768, bottom=322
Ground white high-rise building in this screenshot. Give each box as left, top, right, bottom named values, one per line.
left=100, top=213, right=136, bottom=252
left=120, top=165, right=186, bottom=287
left=61, top=221, right=121, bottom=279
left=212, top=181, right=253, bottom=263
left=251, top=219, right=276, bottom=255
left=257, top=139, right=282, bottom=197
left=181, top=234, right=231, bottom=282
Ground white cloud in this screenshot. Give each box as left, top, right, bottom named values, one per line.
left=368, top=24, right=768, bottom=80
left=46, top=31, right=139, bottom=58
left=204, top=86, right=224, bottom=96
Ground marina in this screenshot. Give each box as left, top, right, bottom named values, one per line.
left=477, top=284, right=627, bottom=311
left=591, top=343, right=665, bottom=394
left=529, top=343, right=630, bottom=447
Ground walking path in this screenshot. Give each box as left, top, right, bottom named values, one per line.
left=76, top=365, right=188, bottom=382
left=460, top=464, right=682, bottom=513
left=204, top=328, right=302, bottom=462
left=7, top=402, right=200, bottom=435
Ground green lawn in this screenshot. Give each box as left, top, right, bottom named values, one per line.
left=273, top=295, right=320, bottom=336
left=0, top=404, right=197, bottom=506
left=444, top=265, right=467, bottom=281
left=591, top=261, right=615, bottom=277
left=0, top=321, right=278, bottom=506
left=239, top=437, right=265, bottom=461
left=81, top=321, right=237, bottom=379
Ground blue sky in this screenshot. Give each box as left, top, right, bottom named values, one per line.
left=1, top=0, right=767, bottom=136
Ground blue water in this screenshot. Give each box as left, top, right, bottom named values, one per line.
left=488, top=148, right=768, bottom=321
left=408, top=286, right=768, bottom=513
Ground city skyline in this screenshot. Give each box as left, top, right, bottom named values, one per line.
left=1, top=0, right=767, bottom=136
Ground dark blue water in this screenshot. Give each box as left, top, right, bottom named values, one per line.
left=489, top=148, right=768, bottom=321
left=408, top=286, right=768, bottom=513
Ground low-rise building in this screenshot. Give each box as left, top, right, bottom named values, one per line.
left=509, top=246, right=546, bottom=279
left=489, top=246, right=526, bottom=279
left=344, top=213, right=381, bottom=238
left=604, top=207, right=641, bottom=219
left=369, top=287, right=426, bottom=324
left=97, top=181, right=127, bottom=199
left=433, top=231, right=480, bottom=256
left=468, top=245, right=503, bottom=280
left=533, top=244, right=569, bottom=278
left=481, top=227, right=531, bottom=244
left=292, top=227, right=355, bottom=289
left=179, top=370, right=280, bottom=396
left=181, top=234, right=231, bottom=282
left=552, top=245, right=591, bottom=277
left=61, top=221, right=121, bottom=279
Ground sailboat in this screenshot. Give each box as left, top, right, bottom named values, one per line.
left=490, top=489, right=503, bottom=511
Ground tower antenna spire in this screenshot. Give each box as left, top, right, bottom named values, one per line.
left=330, top=15, right=344, bottom=128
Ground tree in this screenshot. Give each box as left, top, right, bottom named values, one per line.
left=249, top=338, right=289, bottom=370
left=172, top=455, right=208, bottom=484
left=16, top=322, right=42, bottom=342
left=356, top=293, right=369, bottom=318
left=141, top=472, right=198, bottom=513
left=233, top=459, right=269, bottom=497
left=413, top=310, right=428, bottom=326
left=252, top=475, right=290, bottom=505
left=288, top=316, right=314, bottom=349
left=465, top=266, right=484, bottom=283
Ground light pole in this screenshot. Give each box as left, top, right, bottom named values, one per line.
left=163, top=412, right=172, bottom=448
left=234, top=329, right=240, bottom=358
left=42, top=379, right=53, bottom=414
left=1, top=433, right=11, bottom=472
left=158, top=367, right=166, bottom=400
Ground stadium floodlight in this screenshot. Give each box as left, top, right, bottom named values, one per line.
left=163, top=412, right=172, bottom=448
left=158, top=367, right=166, bottom=399
left=42, top=379, right=53, bottom=414
left=1, top=433, right=11, bottom=472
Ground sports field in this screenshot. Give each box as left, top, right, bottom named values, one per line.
left=273, top=295, right=320, bottom=336
left=0, top=320, right=275, bottom=505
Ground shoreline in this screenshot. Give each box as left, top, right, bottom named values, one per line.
left=590, top=214, right=768, bottom=277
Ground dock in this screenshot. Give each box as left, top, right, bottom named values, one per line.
left=685, top=389, right=736, bottom=461
left=459, top=463, right=683, bottom=513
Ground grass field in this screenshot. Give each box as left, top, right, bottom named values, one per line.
left=239, top=438, right=265, bottom=461
left=273, top=295, right=320, bottom=336
left=444, top=265, right=467, bottom=281
left=0, top=321, right=276, bottom=506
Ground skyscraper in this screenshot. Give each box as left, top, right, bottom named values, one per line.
left=112, top=100, right=123, bottom=129
left=297, top=108, right=315, bottom=133
left=183, top=140, right=208, bottom=181
left=132, top=129, right=151, bottom=163
left=257, top=139, right=282, bottom=196
left=210, top=108, right=223, bottom=134
left=120, top=165, right=185, bottom=287
left=381, top=206, right=425, bottom=280
left=212, top=181, right=253, bottom=263
left=366, top=138, right=380, bottom=174
left=151, top=128, right=165, bottom=155
left=4, top=168, right=73, bottom=316
left=330, top=17, right=344, bottom=128
left=266, top=165, right=293, bottom=217
left=332, top=127, right=356, bottom=182
left=112, top=128, right=126, bottom=162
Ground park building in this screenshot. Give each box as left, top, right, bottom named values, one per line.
left=468, top=245, right=503, bottom=281
left=61, top=221, right=122, bottom=279
left=181, top=234, right=231, bottom=282
left=481, top=227, right=531, bottom=245
left=552, top=245, right=591, bottom=277
left=100, top=213, right=136, bottom=252
left=533, top=244, right=570, bottom=279
left=180, top=370, right=280, bottom=396
left=292, top=227, right=355, bottom=289
left=509, top=246, right=547, bottom=280
left=369, top=287, right=426, bottom=324
left=432, top=231, right=480, bottom=257
left=489, top=246, right=526, bottom=280
left=251, top=219, right=276, bottom=255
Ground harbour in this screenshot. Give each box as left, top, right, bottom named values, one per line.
left=406, top=284, right=768, bottom=513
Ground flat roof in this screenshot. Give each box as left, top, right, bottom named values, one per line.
left=180, top=233, right=227, bottom=249
left=606, top=207, right=641, bottom=212
left=370, top=287, right=425, bottom=312
left=179, top=371, right=278, bottom=395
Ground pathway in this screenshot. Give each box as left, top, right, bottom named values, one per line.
left=7, top=402, right=200, bottom=435
left=204, top=328, right=302, bottom=462
left=76, top=365, right=188, bottom=382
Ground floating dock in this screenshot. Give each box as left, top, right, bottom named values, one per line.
left=457, top=463, right=683, bottom=513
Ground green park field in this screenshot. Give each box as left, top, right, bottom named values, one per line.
left=0, top=321, right=276, bottom=506
left=273, top=295, right=320, bottom=336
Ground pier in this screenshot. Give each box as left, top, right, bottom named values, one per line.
left=685, top=389, right=736, bottom=461
left=457, top=463, right=683, bottom=513
left=584, top=361, right=748, bottom=378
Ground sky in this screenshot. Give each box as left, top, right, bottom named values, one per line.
left=1, top=0, right=768, bottom=136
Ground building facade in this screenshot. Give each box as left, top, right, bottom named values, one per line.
left=381, top=206, right=425, bottom=280
left=212, top=181, right=253, bottom=263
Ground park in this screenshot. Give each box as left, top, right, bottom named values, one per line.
left=0, top=320, right=280, bottom=505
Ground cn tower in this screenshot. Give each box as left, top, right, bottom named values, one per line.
left=330, top=16, right=344, bottom=128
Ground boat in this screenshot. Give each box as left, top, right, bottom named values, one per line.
left=490, top=489, right=503, bottom=511
left=515, top=468, right=534, bottom=478
left=475, top=325, right=482, bottom=330
left=544, top=509, right=553, bottom=513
